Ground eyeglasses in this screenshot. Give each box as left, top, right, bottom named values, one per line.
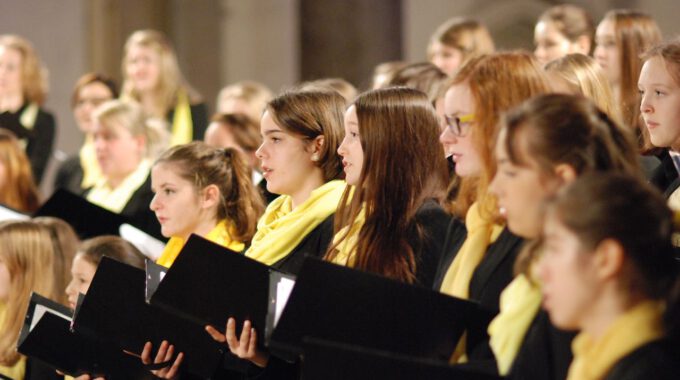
left=444, top=113, right=475, bottom=137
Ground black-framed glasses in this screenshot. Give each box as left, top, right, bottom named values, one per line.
left=444, top=113, right=475, bottom=137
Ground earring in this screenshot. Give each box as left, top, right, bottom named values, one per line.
left=311, top=154, right=319, bottom=161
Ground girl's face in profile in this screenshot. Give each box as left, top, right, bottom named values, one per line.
left=337, top=105, right=364, bottom=186
left=594, top=19, right=622, bottom=86
left=539, top=210, right=600, bottom=331
left=440, top=83, right=481, bottom=178
left=430, top=41, right=464, bottom=77
left=65, top=254, right=97, bottom=310
left=638, top=56, right=680, bottom=150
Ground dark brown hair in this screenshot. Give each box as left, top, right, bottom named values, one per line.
left=154, top=142, right=264, bottom=243
left=70, top=72, right=118, bottom=109
left=502, top=94, right=642, bottom=275
left=325, top=87, right=448, bottom=284
left=266, top=90, right=345, bottom=182
left=548, top=173, right=679, bottom=338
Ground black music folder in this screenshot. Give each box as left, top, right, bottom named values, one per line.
left=71, top=257, right=224, bottom=378
left=34, top=188, right=128, bottom=239
left=17, top=293, right=156, bottom=379
left=147, top=234, right=295, bottom=350
left=300, top=338, right=503, bottom=380
left=269, top=259, right=479, bottom=362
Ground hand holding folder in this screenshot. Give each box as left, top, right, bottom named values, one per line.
left=71, top=256, right=224, bottom=378
left=17, top=293, right=158, bottom=379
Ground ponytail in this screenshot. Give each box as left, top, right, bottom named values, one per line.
left=219, top=148, right=264, bottom=243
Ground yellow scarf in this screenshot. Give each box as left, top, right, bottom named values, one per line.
left=439, top=201, right=504, bottom=298
left=15, top=102, right=39, bottom=151
left=86, top=159, right=151, bottom=213
left=0, top=302, right=26, bottom=380
left=245, top=180, right=345, bottom=266
left=329, top=205, right=366, bottom=267
left=169, top=89, right=193, bottom=146
left=156, top=220, right=245, bottom=268
left=488, top=273, right=543, bottom=375
left=567, top=300, right=665, bottom=380
left=79, top=134, right=103, bottom=189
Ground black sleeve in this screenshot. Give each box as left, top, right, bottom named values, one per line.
left=190, top=102, right=209, bottom=141
left=411, top=201, right=453, bottom=288
left=53, top=155, right=84, bottom=195
left=25, top=109, right=56, bottom=184
left=432, top=217, right=467, bottom=290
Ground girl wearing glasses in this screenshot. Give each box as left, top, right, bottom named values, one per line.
left=54, top=73, right=118, bottom=195
left=488, top=94, right=640, bottom=379
left=436, top=51, right=550, bottom=366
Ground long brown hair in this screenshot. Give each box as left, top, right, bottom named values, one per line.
left=602, top=10, right=661, bottom=150
left=0, top=129, right=39, bottom=212
left=450, top=52, right=550, bottom=218
left=428, top=18, right=495, bottom=65
left=325, top=87, right=448, bottom=284
left=538, top=4, right=594, bottom=52
left=154, top=141, right=264, bottom=244
left=0, top=221, right=59, bottom=366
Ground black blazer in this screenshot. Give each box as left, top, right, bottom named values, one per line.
left=0, top=104, right=56, bottom=184
left=466, top=228, right=524, bottom=365
left=54, top=154, right=84, bottom=195
left=167, top=102, right=208, bottom=141
left=604, top=339, right=680, bottom=380
left=649, top=150, right=679, bottom=195
left=508, top=310, right=576, bottom=380
left=271, top=214, right=335, bottom=276
left=409, top=199, right=452, bottom=288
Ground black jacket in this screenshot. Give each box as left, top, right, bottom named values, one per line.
left=604, top=339, right=680, bottom=380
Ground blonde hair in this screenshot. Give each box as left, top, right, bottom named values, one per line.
left=0, top=130, right=39, bottom=212
left=121, top=30, right=201, bottom=116
left=427, top=18, right=495, bottom=65
left=0, top=221, right=59, bottom=366
left=0, top=34, right=48, bottom=105
left=93, top=99, right=168, bottom=160
left=544, top=53, right=621, bottom=123
left=216, top=81, right=273, bottom=122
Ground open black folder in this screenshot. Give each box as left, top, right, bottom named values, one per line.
left=17, top=293, right=156, bottom=379
left=269, top=259, right=480, bottom=362
left=146, top=234, right=295, bottom=350
left=300, top=338, right=503, bottom=380
left=71, top=257, right=224, bottom=378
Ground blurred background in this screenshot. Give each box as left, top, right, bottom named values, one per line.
left=1, top=0, right=679, bottom=187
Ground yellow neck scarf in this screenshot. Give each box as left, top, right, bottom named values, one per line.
left=15, top=102, right=39, bottom=151
left=329, top=205, right=366, bottom=267
left=246, top=180, right=345, bottom=266
left=0, top=302, right=26, bottom=380
left=567, top=300, right=665, bottom=380
left=86, top=159, right=152, bottom=213
left=169, top=89, right=193, bottom=146
left=79, top=134, right=104, bottom=189
left=156, top=219, right=245, bottom=268
left=439, top=201, right=504, bottom=298
left=488, top=273, right=543, bottom=375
